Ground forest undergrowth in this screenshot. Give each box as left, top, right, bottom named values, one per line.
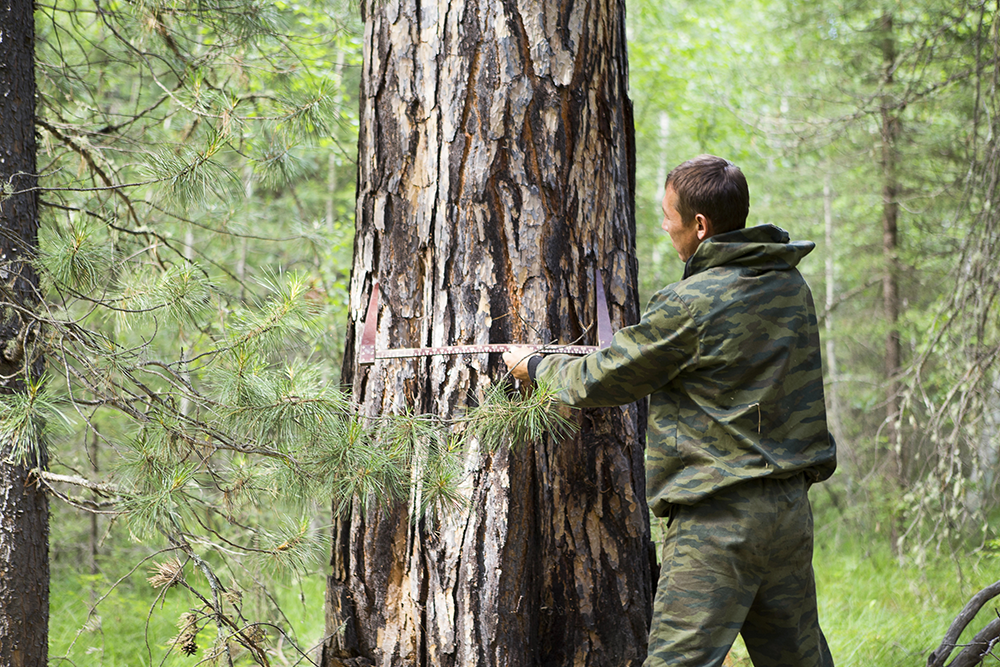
left=725, top=487, right=998, bottom=667
left=49, top=483, right=998, bottom=667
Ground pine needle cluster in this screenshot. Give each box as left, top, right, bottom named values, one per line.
left=467, top=380, right=577, bottom=453
left=0, top=376, right=67, bottom=469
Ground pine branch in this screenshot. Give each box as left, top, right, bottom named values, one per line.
left=36, top=469, right=121, bottom=496
left=35, top=117, right=141, bottom=225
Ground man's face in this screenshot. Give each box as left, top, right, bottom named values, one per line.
left=661, top=186, right=701, bottom=262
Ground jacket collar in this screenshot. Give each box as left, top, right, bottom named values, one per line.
left=683, top=224, right=815, bottom=280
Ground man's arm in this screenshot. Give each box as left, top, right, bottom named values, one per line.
left=503, top=288, right=700, bottom=407
left=502, top=346, right=541, bottom=382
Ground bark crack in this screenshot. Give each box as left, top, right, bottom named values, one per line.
left=454, top=18, right=482, bottom=204
left=507, top=0, right=538, bottom=82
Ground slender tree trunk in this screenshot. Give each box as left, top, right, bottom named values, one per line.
left=88, top=431, right=100, bottom=605
left=322, top=0, right=652, bottom=664
left=650, top=112, right=671, bottom=279
left=0, top=0, right=50, bottom=664
left=879, top=11, right=904, bottom=486
left=326, top=49, right=346, bottom=234
left=822, top=175, right=844, bottom=451
left=237, top=164, right=252, bottom=301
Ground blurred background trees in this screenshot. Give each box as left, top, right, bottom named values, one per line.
left=628, top=0, right=999, bottom=557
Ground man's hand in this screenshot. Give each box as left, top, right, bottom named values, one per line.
left=502, top=345, right=538, bottom=382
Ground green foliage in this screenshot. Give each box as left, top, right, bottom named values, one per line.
left=419, top=440, right=468, bottom=520
left=49, top=498, right=997, bottom=667
left=116, top=264, right=214, bottom=330
left=250, top=518, right=326, bottom=575
left=468, top=379, right=578, bottom=453
left=27, top=0, right=399, bottom=662
left=222, top=272, right=319, bottom=352
left=33, top=357, right=576, bottom=664
left=0, top=375, right=68, bottom=468
left=38, top=218, right=114, bottom=294
left=49, top=551, right=330, bottom=667
left=142, top=138, right=243, bottom=206
left=27, top=0, right=1000, bottom=661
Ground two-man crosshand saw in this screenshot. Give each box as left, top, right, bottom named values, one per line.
left=358, top=270, right=614, bottom=365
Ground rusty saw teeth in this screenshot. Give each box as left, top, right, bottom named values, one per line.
left=358, top=270, right=613, bottom=365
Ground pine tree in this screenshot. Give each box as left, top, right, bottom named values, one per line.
left=4, top=5, right=585, bottom=663
left=321, top=0, right=653, bottom=664
left=0, top=0, right=50, bottom=663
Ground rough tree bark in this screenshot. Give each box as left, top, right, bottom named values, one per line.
left=0, top=0, right=50, bottom=664
left=321, top=0, right=652, bottom=664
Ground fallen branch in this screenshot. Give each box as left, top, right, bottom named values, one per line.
left=942, top=618, right=1000, bottom=667
left=928, top=581, right=1000, bottom=667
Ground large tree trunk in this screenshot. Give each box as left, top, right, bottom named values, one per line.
left=0, top=0, right=50, bottom=664
left=321, top=0, right=651, bottom=664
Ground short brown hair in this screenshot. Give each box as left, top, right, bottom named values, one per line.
left=665, top=155, right=750, bottom=233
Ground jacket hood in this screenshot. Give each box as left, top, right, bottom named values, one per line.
left=683, top=224, right=815, bottom=279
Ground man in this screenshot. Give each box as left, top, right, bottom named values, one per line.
left=504, top=155, right=836, bottom=667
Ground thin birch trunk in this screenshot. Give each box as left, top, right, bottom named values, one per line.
left=823, top=175, right=844, bottom=450
left=327, top=49, right=346, bottom=234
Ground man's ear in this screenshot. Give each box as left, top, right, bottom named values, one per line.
left=694, top=213, right=715, bottom=241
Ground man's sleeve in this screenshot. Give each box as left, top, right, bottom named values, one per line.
left=533, top=287, right=700, bottom=408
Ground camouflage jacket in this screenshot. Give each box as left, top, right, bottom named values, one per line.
left=535, top=224, right=837, bottom=514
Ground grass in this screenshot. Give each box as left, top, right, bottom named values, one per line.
left=817, top=527, right=996, bottom=666
left=722, top=488, right=1000, bottom=667
left=49, top=556, right=329, bottom=666
left=48, top=491, right=999, bottom=666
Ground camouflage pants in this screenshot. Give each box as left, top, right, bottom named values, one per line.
left=644, top=475, right=834, bottom=667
